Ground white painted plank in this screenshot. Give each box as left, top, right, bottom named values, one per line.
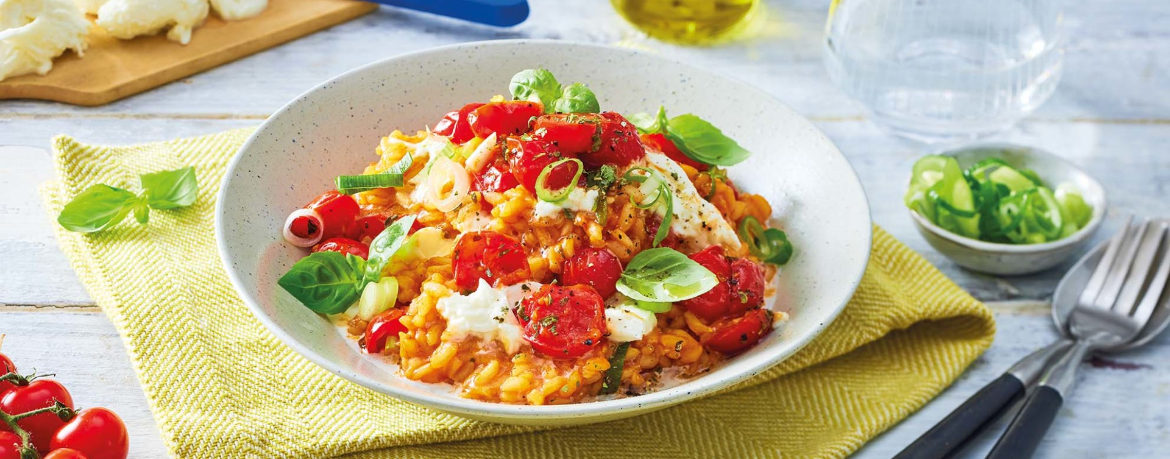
left=2, top=310, right=1166, bottom=458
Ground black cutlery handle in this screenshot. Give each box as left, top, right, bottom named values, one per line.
left=893, top=373, right=1026, bottom=459
left=985, top=385, right=1064, bottom=459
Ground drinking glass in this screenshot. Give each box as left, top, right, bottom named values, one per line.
left=823, top=0, right=1066, bottom=143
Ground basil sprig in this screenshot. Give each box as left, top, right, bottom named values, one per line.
left=278, top=215, right=416, bottom=314
left=615, top=247, right=718, bottom=303
left=509, top=69, right=600, bottom=115
left=630, top=106, right=751, bottom=167
left=58, top=167, right=198, bottom=233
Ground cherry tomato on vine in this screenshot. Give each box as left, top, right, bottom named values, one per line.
left=0, top=431, right=21, bottom=459
left=433, top=103, right=485, bottom=144
left=0, top=354, right=15, bottom=399
left=468, top=101, right=544, bottom=139
left=42, top=448, right=89, bottom=459
left=703, top=309, right=774, bottom=355
left=364, top=309, right=407, bottom=355
left=561, top=247, right=623, bottom=299
left=452, top=231, right=530, bottom=290
left=678, top=246, right=731, bottom=322
left=304, top=191, right=360, bottom=240
left=49, top=407, right=128, bottom=459
left=514, top=285, right=606, bottom=359
left=312, top=238, right=370, bottom=259
left=0, top=379, right=74, bottom=453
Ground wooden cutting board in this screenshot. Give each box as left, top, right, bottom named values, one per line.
left=0, top=0, right=378, bottom=106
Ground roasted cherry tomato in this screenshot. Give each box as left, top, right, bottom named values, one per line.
left=305, top=191, right=360, bottom=240
left=468, top=101, right=544, bottom=139
left=345, top=216, right=386, bottom=242
left=514, top=285, right=606, bottom=359
left=433, top=103, right=485, bottom=144
left=641, top=132, right=706, bottom=171
left=313, top=237, right=369, bottom=259
left=452, top=231, right=531, bottom=290
left=0, top=432, right=22, bottom=459
left=43, top=449, right=88, bottom=459
left=0, top=354, right=15, bottom=399
left=678, top=246, right=731, bottom=322
left=532, top=114, right=601, bottom=155
left=504, top=137, right=577, bottom=193
left=0, top=379, right=74, bottom=453
left=561, top=247, right=623, bottom=299
left=578, top=112, right=644, bottom=168
left=49, top=407, right=128, bottom=459
left=728, top=258, right=766, bottom=315
left=644, top=216, right=682, bottom=251
left=364, top=309, right=407, bottom=354
left=704, top=309, right=773, bottom=355
left=473, top=156, right=521, bottom=193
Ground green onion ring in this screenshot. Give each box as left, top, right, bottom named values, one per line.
left=534, top=158, right=584, bottom=203
left=737, top=216, right=793, bottom=265
left=623, top=167, right=673, bottom=247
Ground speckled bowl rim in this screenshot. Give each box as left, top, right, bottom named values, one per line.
left=215, top=39, right=871, bottom=420
left=908, top=142, right=1107, bottom=255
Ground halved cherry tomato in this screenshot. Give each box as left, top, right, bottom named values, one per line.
left=0, top=379, right=74, bottom=453
left=433, top=103, right=485, bottom=144
left=452, top=231, right=531, bottom=290
left=578, top=112, right=645, bottom=168
left=678, top=246, right=731, bottom=322
left=641, top=132, right=707, bottom=171
left=43, top=449, right=88, bottom=459
left=561, top=247, right=623, bottom=299
left=514, top=285, right=606, bottom=359
left=364, top=309, right=407, bottom=354
left=345, top=216, right=386, bottom=242
left=312, top=238, right=370, bottom=259
left=468, top=101, right=544, bottom=139
left=504, top=137, right=577, bottom=193
left=0, top=354, right=15, bottom=399
left=0, top=432, right=22, bottom=459
left=533, top=114, right=601, bottom=155
left=49, top=408, right=128, bottom=459
left=305, top=191, right=360, bottom=240
left=728, top=258, right=766, bottom=315
left=703, top=309, right=773, bottom=355
left=473, top=156, right=520, bottom=193
left=644, top=216, right=682, bottom=251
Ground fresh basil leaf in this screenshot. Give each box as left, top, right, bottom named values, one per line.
left=509, top=68, right=562, bottom=110
left=665, top=114, right=752, bottom=167
left=277, top=251, right=361, bottom=314
left=361, top=215, right=417, bottom=290
left=629, top=105, right=669, bottom=135
left=616, top=247, right=718, bottom=302
left=57, top=184, right=139, bottom=233
left=140, top=167, right=198, bottom=209
left=552, top=83, right=600, bottom=114
left=133, top=198, right=150, bottom=225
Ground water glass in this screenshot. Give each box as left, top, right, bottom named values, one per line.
left=823, top=0, right=1066, bottom=143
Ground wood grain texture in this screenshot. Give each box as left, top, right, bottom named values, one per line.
left=0, top=0, right=377, bottom=106
left=1, top=0, right=1168, bottom=457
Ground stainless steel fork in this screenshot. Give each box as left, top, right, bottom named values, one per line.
left=986, top=219, right=1170, bottom=459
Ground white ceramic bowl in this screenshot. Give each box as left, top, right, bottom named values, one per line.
left=908, top=143, right=1107, bottom=276
left=216, top=40, right=872, bottom=425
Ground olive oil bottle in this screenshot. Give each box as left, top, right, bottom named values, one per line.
left=611, top=0, right=760, bottom=45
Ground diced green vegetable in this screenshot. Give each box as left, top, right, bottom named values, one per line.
left=600, top=342, right=630, bottom=395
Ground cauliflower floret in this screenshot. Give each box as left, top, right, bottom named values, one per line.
left=73, top=0, right=106, bottom=14
left=0, top=0, right=89, bottom=82
left=95, top=0, right=208, bottom=45
left=209, top=0, right=265, bottom=21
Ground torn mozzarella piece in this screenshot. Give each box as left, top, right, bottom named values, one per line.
left=208, top=0, right=264, bottom=20
left=604, top=299, right=657, bottom=342
left=533, top=187, right=598, bottom=219
left=435, top=279, right=535, bottom=354
left=96, top=0, right=208, bottom=45
left=641, top=150, right=742, bottom=250
left=0, top=0, right=90, bottom=82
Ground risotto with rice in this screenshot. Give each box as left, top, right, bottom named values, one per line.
left=276, top=69, right=795, bottom=404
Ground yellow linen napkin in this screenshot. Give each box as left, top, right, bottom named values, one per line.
left=43, top=129, right=994, bottom=459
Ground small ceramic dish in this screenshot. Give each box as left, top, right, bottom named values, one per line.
left=216, top=40, right=872, bottom=425
left=908, top=143, right=1107, bottom=276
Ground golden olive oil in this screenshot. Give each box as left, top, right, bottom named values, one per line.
left=611, top=0, right=760, bottom=44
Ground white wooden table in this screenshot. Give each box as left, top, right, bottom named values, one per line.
left=2, top=1, right=1168, bottom=457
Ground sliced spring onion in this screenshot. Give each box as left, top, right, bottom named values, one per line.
left=737, top=216, right=794, bottom=266
left=463, top=133, right=498, bottom=174
left=335, top=153, right=413, bottom=195
left=634, top=300, right=672, bottom=313
left=623, top=167, right=673, bottom=247
left=599, top=342, right=630, bottom=395
left=358, top=277, right=399, bottom=320
left=534, top=158, right=585, bottom=203
left=425, top=156, right=470, bottom=213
